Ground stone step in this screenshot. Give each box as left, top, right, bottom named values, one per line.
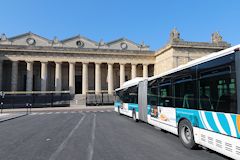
left=70, top=94, right=86, bottom=106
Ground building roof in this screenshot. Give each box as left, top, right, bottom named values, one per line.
left=0, top=32, right=150, bottom=51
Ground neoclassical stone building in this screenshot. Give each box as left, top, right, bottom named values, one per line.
left=0, top=29, right=230, bottom=98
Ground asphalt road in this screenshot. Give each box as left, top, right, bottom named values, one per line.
left=0, top=110, right=230, bottom=160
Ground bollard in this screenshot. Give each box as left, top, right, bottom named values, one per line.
left=29, top=103, right=32, bottom=113
left=1, top=92, right=4, bottom=114
left=26, top=103, right=29, bottom=114
left=1, top=102, right=3, bottom=114
left=102, top=92, right=104, bottom=105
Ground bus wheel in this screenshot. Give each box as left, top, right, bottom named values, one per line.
left=179, top=119, right=197, bottom=149
left=132, top=110, right=138, bottom=122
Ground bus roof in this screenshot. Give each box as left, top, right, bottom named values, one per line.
left=115, top=77, right=146, bottom=91
left=148, top=44, right=240, bottom=81
left=115, top=44, right=240, bottom=91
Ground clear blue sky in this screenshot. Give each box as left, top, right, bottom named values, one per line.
left=0, top=0, right=239, bottom=50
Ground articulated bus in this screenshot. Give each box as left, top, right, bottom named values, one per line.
left=115, top=45, right=240, bottom=160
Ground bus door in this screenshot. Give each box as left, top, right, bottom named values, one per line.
left=138, top=79, right=148, bottom=122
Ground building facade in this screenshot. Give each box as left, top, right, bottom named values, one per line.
left=0, top=29, right=230, bottom=97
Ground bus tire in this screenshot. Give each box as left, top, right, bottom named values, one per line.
left=178, top=119, right=197, bottom=149
left=132, top=110, right=138, bottom=122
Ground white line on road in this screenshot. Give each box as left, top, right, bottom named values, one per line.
left=49, top=113, right=86, bottom=160
left=87, top=113, right=96, bottom=160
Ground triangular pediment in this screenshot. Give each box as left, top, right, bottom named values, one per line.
left=107, top=38, right=147, bottom=50
left=62, top=35, right=98, bottom=48
left=9, top=32, right=51, bottom=46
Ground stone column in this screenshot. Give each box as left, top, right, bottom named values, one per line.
left=82, top=62, right=88, bottom=95
left=11, top=61, right=18, bottom=91
left=41, top=61, right=48, bottom=91
left=131, top=63, right=137, bottom=79
left=143, top=64, right=148, bottom=78
left=95, top=63, right=101, bottom=94
left=0, top=60, right=3, bottom=91
left=69, top=62, right=75, bottom=94
left=107, top=63, right=113, bottom=95
left=120, top=63, right=125, bottom=87
left=26, top=61, right=33, bottom=91
left=55, top=62, right=62, bottom=91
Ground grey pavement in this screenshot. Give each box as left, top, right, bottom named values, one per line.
left=0, top=111, right=229, bottom=160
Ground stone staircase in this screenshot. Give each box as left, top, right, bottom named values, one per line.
left=70, top=94, right=86, bottom=107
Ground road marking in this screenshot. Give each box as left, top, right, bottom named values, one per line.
left=30, top=110, right=114, bottom=115
left=87, top=113, right=96, bottom=160
left=49, top=113, right=86, bottom=160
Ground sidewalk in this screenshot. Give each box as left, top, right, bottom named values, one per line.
left=2, top=105, right=114, bottom=113
left=0, top=113, right=27, bottom=122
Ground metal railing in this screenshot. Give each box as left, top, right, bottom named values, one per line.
left=0, top=91, right=72, bottom=110
left=86, top=91, right=115, bottom=106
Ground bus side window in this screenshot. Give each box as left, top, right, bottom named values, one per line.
left=147, top=87, right=158, bottom=106
left=198, top=67, right=237, bottom=113
left=174, top=76, right=197, bottom=109
left=158, top=85, right=172, bottom=107
left=148, top=79, right=158, bottom=106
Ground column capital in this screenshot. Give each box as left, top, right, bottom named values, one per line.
left=119, top=63, right=125, bottom=65
left=142, top=63, right=149, bottom=66
left=55, top=61, right=62, bottom=64
left=26, top=60, right=33, bottom=63
left=40, top=60, right=48, bottom=63
left=11, top=60, right=19, bottom=63
left=95, top=62, right=102, bottom=65
left=82, top=61, right=89, bottom=65
left=131, top=63, right=138, bottom=66
left=107, top=62, right=114, bottom=65
left=68, top=61, right=76, bottom=64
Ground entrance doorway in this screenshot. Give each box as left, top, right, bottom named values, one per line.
left=75, top=75, right=82, bottom=94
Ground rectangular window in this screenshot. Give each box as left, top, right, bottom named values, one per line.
left=147, top=79, right=158, bottom=105
left=199, top=73, right=237, bottom=113
left=174, top=76, right=197, bottom=109
left=116, top=85, right=138, bottom=104
left=197, top=53, right=237, bottom=113
left=158, top=82, right=172, bottom=107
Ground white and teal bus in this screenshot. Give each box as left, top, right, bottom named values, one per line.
left=115, top=45, right=240, bottom=160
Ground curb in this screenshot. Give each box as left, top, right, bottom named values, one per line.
left=0, top=113, right=28, bottom=123
left=3, top=106, right=114, bottom=113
